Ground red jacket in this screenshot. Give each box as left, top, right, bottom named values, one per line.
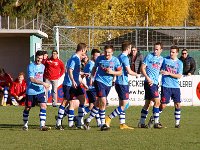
left=44, top=57, right=65, bottom=80
left=0, top=73, right=13, bottom=91
left=10, top=79, right=26, bottom=98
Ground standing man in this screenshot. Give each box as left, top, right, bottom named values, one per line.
left=179, top=49, right=196, bottom=75
left=129, top=46, right=143, bottom=74
left=22, top=50, right=50, bottom=131
left=55, top=43, right=87, bottom=130
left=159, top=46, right=183, bottom=128
left=44, top=50, right=65, bottom=107
left=138, top=42, right=164, bottom=129
left=82, top=49, right=101, bottom=129
left=105, top=41, right=138, bottom=130
left=90, top=45, right=122, bottom=131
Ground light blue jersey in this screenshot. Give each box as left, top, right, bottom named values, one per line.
left=63, top=54, right=81, bottom=86
left=26, top=63, right=45, bottom=95
left=161, top=56, right=183, bottom=88
left=116, top=53, right=129, bottom=85
left=84, top=60, right=95, bottom=89
left=94, top=55, right=121, bottom=86
left=143, top=53, right=163, bottom=85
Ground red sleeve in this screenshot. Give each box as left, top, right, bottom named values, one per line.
left=22, top=81, right=27, bottom=97
left=10, top=83, right=17, bottom=97
left=116, top=66, right=122, bottom=71
left=6, top=73, right=13, bottom=87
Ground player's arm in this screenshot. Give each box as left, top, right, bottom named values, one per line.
left=30, top=77, right=49, bottom=88
left=141, top=63, right=153, bottom=85
left=126, top=66, right=138, bottom=77
left=161, top=71, right=182, bottom=79
left=106, top=67, right=122, bottom=76
left=68, top=68, right=77, bottom=88
left=89, top=66, right=97, bottom=86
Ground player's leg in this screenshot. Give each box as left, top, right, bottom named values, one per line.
left=76, top=85, right=86, bottom=128
left=138, top=82, right=152, bottom=128
left=22, top=95, right=33, bottom=131
left=172, top=88, right=181, bottom=128
left=55, top=85, right=70, bottom=129
left=38, top=93, right=51, bottom=131
left=3, top=86, right=9, bottom=106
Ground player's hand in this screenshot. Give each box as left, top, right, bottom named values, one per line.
left=72, top=80, right=77, bottom=89
left=18, top=96, right=23, bottom=100
left=43, top=82, right=50, bottom=89
left=161, top=70, right=170, bottom=76
left=188, top=73, right=192, bottom=76
left=106, top=68, right=113, bottom=74
left=147, top=78, right=153, bottom=86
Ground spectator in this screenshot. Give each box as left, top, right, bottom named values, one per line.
left=179, top=49, right=196, bottom=75
left=10, top=72, right=26, bottom=106
left=44, top=50, right=65, bottom=107
left=128, top=46, right=143, bottom=74
left=81, top=54, right=89, bottom=71
left=42, top=51, right=48, bottom=64
left=0, top=68, right=13, bottom=106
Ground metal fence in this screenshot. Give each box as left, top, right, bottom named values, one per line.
left=0, top=16, right=200, bottom=74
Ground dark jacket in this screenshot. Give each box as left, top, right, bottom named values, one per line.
left=179, top=55, right=196, bottom=75
left=129, top=51, right=143, bottom=74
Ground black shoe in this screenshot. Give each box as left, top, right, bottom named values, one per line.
left=100, top=124, right=110, bottom=131
left=175, top=124, right=180, bottom=128
left=138, top=123, right=148, bottom=128
left=83, top=119, right=90, bottom=130
left=55, top=125, right=64, bottom=130
left=148, top=116, right=154, bottom=128
left=154, top=123, right=163, bottom=129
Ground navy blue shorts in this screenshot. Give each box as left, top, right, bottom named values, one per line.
left=63, top=85, right=84, bottom=100
left=25, top=92, right=46, bottom=107
left=144, top=82, right=159, bottom=100
left=115, top=84, right=129, bottom=100
left=86, top=89, right=97, bottom=103
left=94, top=80, right=111, bottom=98
left=161, top=86, right=181, bottom=104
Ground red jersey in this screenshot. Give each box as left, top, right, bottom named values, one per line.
left=0, top=73, right=13, bottom=91
left=44, top=57, right=65, bottom=80
left=10, top=79, right=26, bottom=98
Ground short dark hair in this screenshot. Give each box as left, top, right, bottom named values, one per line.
left=104, top=45, right=114, bottom=51
left=170, top=45, right=179, bottom=53
left=91, top=49, right=100, bottom=55
left=35, top=50, right=44, bottom=57
left=182, top=49, right=188, bottom=52
left=121, top=41, right=132, bottom=51
left=154, top=42, right=163, bottom=49
left=52, top=50, right=58, bottom=54
left=76, top=43, right=87, bottom=52
left=43, top=51, right=48, bottom=55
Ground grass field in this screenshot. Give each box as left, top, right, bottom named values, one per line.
left=0, top=106, right=200, bottom=150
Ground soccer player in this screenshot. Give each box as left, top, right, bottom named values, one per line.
left=88, top=45, right=122, bottom=131
left=105, top=41, right=138, bottom=130
left=22, top=50, right=50, bottom=131
left=55, top=43, right=87, bottom=130
left=82, top=49, right=101, bottom=128
left=159, top=45, right=183, bottom=128
left=138, top=42, right=164, bottom=129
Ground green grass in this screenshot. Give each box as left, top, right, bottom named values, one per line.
left=0, top=106, right=200, bottom=150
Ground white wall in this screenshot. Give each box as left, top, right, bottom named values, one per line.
left=0, top=37, right=30, bottom=79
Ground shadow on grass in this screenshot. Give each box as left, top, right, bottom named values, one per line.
left=0, top=124, right=40, bottom=130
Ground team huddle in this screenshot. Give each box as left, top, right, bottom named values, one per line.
left=22, top=41, right=183, bottom=131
